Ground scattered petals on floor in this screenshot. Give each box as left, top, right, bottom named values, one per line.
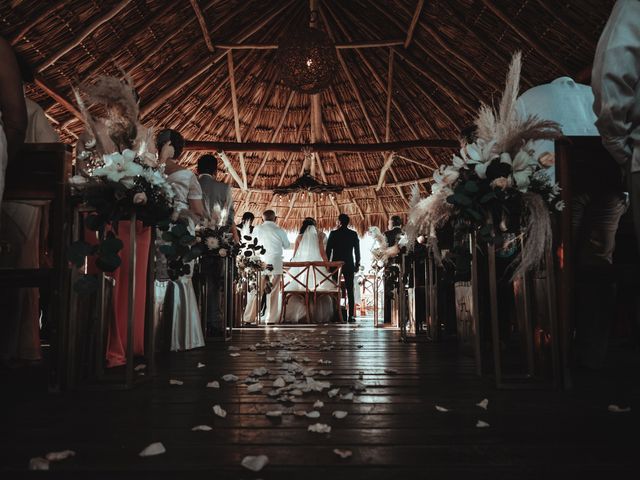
left=476, top=420, right=490, bottom=428
left=213, top=405, right=227, bottom=418
left=191, top=425, right=212, bottom=431
left=476, top=398, right=489, bottom=410
left=308, top=423, right=331, bottom=433
left=435, top=405, right=449, bottom=412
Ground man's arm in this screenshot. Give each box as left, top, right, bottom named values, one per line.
left=592, top=0, right=640, bottom=165
left=0, top=37, right=27, bottom=162
left=326, top=231, right=334, bottom=261
left=353, top=232, right=361, bottom=269
left=279, top=228, right=290, bottom=249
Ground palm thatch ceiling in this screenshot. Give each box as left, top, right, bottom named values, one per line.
left=1, top=0, right=614, bottom=231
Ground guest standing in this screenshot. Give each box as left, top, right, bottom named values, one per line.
left=1, top=54, right=59, bottom=363
left=243, top=210, right=289, bottom=324
left=592, top=0, right=640, bottom=362
left=155, top=129, right=205, bottom=351
left=0, top=36, right=27, bottom=212
left=196, top=153, right=236, bottom=336
left=383, top=216, right=404, bottom=324
left=326, top=213, right=360, bottom=323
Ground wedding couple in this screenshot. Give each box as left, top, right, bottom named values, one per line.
left=244, top=212, right=360, bottom=324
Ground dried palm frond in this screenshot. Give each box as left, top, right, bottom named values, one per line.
left=81, top=75, right=139, bottom=123
left=501, top=117, right=563, bottom=157
left=508, top=192, right=552, bottom=280
left=496, top=51, right=522, bottom=146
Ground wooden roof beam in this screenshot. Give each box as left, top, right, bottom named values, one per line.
left=227, top=51, right=248, bottom=189
left=213, top=39, right=404, bottom=49
left=478, top=0, right=569, bottom=74
left=184, top=139, right=459, bottom=153
left=241, top=176, right=432, bottom=194
left=404, top=0, right=424, bottom=49
left=189, top=0, right=215, bottom=53
left=141, top=0, right=295, bottom=117
left=37, top=0, right=133, bottom=72
left=11, top=2, right=67, bottom=45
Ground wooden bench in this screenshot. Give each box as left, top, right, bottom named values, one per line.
left=0, top=143, right=72, bottom=390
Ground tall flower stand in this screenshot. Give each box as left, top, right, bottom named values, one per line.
left=372, top=270, right=385, bottom=327
left=198, top=256, right=233, bottom=340
left=68, top=209, right=152, bottom=389
left=485, top=237, right=561, bottom=389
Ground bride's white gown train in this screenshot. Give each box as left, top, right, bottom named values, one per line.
left=283, top=226, right=335, bottom=324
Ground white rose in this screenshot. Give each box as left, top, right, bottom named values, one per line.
left=219, top=248, right=228, bottom=257
left=490, top=177, right=512, bottom=190
left=206, top=237, right=220, bottom=250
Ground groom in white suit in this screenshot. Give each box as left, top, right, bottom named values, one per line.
left=243, top=210, right=290, bottom=324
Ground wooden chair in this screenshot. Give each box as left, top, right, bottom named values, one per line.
left=281, top=262, right=312, bottom=323
left=0, top=143, right=72, bottom=390
left=310, top=261, right=343, bottom=323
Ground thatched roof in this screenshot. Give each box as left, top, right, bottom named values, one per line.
left=2, top=0, right=613, bottom=232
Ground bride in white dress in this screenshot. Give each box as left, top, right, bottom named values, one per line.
left=283, top=218, right=336, bottom=324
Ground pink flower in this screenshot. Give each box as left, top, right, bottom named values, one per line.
left=491, top=177, right=512, bottom=190
left=133, top=192, right=148, bottom=205
left=538, top=152, right=555, bottom=168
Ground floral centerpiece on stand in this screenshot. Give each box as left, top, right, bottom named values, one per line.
left=68, top=75, right=175, bottom=292
left=236, top=223, right=273, bottom=295
left=160, top=205, right=239, bottom=280
left=406, top=52, right=563, bottom=279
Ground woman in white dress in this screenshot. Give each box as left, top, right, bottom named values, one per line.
left=284, top=218, right=335, bottom=323
left=155, top=129, right=205, bottom=351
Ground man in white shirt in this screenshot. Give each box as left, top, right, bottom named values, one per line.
left=243, top=210, right=290, bottom=324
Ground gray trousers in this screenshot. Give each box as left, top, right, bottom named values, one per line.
left=571, top=188, right=626, bottom=369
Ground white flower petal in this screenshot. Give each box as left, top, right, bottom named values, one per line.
left=247, top=382, right=263, bottom=393
left=308, top=423, right=331, bottom=433
left=332, top=411, right=348, bottom=419
left=197, top=362, right=206, bottom=368
left=333, top=449, right=353, bottom=459
left=28, top=457, right=49, bottom=470
left=241, top=455, right=269, bottom=472
left=313, top=400, right=324, bottom=408
left=476, top=420, right=490, bottom=428
left=139, top=442, right=166, bottom=457
left=476, top=398, right=489, bottom=410
left=305, top=411, right=321, bottom=418
left=169, top=379, right=183, bottom=386
left=435, top=405, right=449, bottom=412
left=608, top=404, right=631, bottom=413
left=45, top=450, right=76, bottom=462
left=191, top=425, right=212, bottom=431
left=213, top=405, right=227, bottom=418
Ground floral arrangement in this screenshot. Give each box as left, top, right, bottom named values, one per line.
left=160, top=205, right=239, bottom=280
left=236, top=223, right=273, bottom=294
left=68, top=75, right=175, bottom=292
left=368, top=226, right=389, bottom=275
left=407, top=52, right=563, bottom=279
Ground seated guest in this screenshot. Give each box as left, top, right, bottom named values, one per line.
left=154, top=129, right=205, bottom=351
left=196, top=153, right=236, bottom=336
left=384, top=216, right=404, bottom=324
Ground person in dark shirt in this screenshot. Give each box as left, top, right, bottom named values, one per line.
left=326, top=213, right=360, bottom=323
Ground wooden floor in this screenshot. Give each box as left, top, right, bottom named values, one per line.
left=2, top=319, right=639, bottom=479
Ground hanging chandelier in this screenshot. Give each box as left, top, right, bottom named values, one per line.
left=273, top=149, right=343, bottom=197
left=274, top=11, right=338, bottom=94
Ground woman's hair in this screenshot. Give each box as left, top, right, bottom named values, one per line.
left=156, top=128, right=185, bottom=159
left=300, top=217, right=316, bottom=235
